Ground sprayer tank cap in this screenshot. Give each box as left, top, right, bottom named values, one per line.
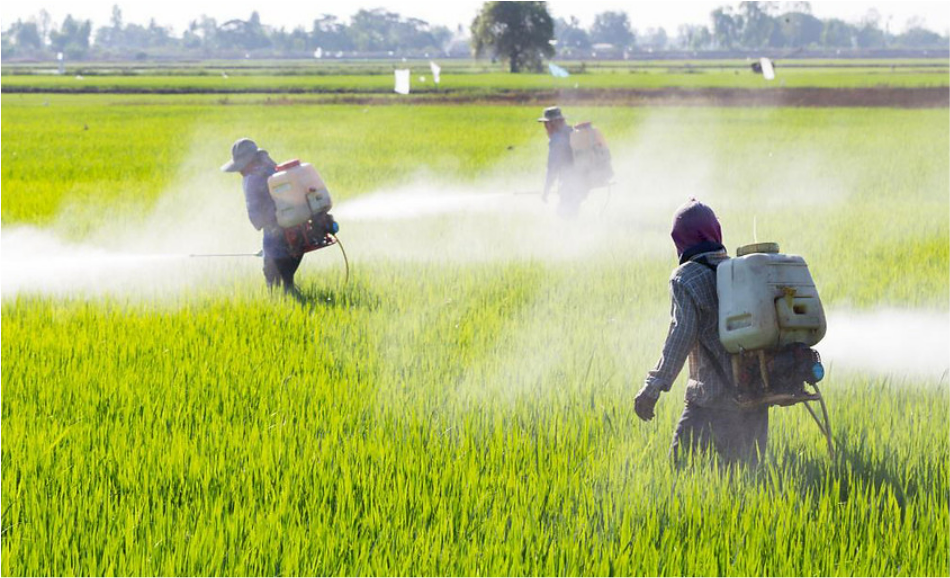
left=736, top=242, right=780, bottom=257
left=275, top=159, right=301, bottom=172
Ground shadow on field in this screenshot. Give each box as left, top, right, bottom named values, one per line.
left=295, top=282, right=382, bottom=311
left=773, top=440, right=922, bottom=511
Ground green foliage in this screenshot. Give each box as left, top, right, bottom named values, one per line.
left=471, top=1, right=554, bottom=73
left=2, top=60, right=948, bottom=94
left=48, top=14, right=92, bottom=58
left=1, top=92, right=948, bottom=575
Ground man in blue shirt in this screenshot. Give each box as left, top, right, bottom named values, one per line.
left=538, top=107, right=589, bottom=218
left=222, top=138, right=303, bottom=296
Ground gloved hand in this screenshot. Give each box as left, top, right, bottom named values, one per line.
left=635, top=386, right=659, bottom=422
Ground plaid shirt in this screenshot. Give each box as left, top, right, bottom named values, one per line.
left=642, top=250, right=735, bottom=408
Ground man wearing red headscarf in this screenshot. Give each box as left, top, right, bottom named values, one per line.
left=635, top=199, right=769, bottom=465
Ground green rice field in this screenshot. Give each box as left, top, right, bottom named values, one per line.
left=1, top=61, right=948, bottom=575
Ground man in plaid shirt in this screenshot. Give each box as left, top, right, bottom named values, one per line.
left=635, top=199, right=768, bottom=465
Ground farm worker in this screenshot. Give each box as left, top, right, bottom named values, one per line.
left=221, top=138, right=303, bottom=297
left=538, top=106, right=589, bottom=218
left=634, top=199, right=769, bottom=466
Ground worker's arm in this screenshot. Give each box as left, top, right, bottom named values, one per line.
left=542, top=148, right=557, bottom=199
left=636, top=279, right=699, bottom=419
left=243, top=173, right=279, bottom=232
left=543, top=133, right=572, bottom=199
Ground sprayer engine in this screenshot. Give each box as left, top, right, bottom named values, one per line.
left=731, top=343, right=824, bottom=407
left=283, top=211, right=339, bottom=256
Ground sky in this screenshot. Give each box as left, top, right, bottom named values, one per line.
left=2, top=1, right=948, bottom=36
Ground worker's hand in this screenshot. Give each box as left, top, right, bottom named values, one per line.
left=635, top=387, right=659, bottom=422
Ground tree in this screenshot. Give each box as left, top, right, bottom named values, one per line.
left=37, top=9, right=52, bottom=47
left=738, top=2, right=776, bottom=48
left=554, top=16, right=590, bottom=54
left=13, top=20, right=43, bottom=50
left=590, top=11, right=634, bottom=49
left=898, top=25, right=944, bottom=48
left=1, top=29, right=15, bottom=58
left=94, top=5, right=124, bottom=48
left=854, top=10, right=885, bottom=49
left=711, top=7, right=741, bottom=49
left=347, top=9, right=449, bottom=54
left=640, top=27, right=668, bottom=51
left=218, top=12, right=270, bottom=52
left=310, top=15, right=352, bottom=52
left=821, top=18, right=854, bottom=48
left=777, top=11, right=823, bottom=48
left=49, top=15, right=91, bottom=58
left=676, top=24, right=712, bottom=50
left=471, top=1, right=554, bottom=73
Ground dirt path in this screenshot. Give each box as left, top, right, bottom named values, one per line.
left=6, top=85, right=947, bottom=108
left=207, top=86, right=950, bottom=108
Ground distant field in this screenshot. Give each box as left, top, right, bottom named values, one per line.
left=2, top=58, right=947, bottom=95
left=3, top=57, right=948, bottom=75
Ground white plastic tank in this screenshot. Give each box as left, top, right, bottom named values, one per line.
left=267, top=159, right=333, bottom=228
left=717, top=242, right=826, bottom=353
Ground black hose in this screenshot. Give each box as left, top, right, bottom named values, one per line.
left=802, top=385, right=836, bottom=462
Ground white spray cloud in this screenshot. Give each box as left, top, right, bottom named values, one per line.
left=0, top=225, right=220, bottom=298
left=1, top=137, right=263, bottom=300
left=334, top=189, right=508, bottom=221
left=820, top=308, right=950, bottom=381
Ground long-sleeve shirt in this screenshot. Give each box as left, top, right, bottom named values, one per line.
left=242, top=155, right=292, bottom=259
left=642, top=250, right=735, bottom=408
left=544, top=125, right=576, bottom=194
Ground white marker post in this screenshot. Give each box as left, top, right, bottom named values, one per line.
left=394, top=69, right=411, bottom=95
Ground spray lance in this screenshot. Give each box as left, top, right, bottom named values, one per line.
left=189, top=238, right=349, bottom=283
left=190, top=250, right=263, bottom=258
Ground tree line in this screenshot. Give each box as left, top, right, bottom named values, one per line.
left=2, top=2, right=946, bottom=63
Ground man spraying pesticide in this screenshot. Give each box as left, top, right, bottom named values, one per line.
left=537, top=106, right=613, bottom=218
left=221, top=138, right=342, bottom=297
left=635, top=199, right=831, bottom=465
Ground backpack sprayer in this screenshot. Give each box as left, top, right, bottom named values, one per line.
left=570, top=122, right=614, bottom=190
left=515, top=122, right=616, bottom=208
left=269, top=158, right=348, bottom=280
left=717, top=242, right=833, bottom=460
left=193, top=159, right=349, bottom=280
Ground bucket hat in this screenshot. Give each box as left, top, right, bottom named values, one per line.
left=537, top=106, right=565, bottom=122
left=221, top=138, right=266, bottom=172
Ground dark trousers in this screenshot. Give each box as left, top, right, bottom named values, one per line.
left=263, top=255, right=302, bottom=292
left=557, top=187, right=589, bottom=218
left=670, top=402, right=769, bottom=466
